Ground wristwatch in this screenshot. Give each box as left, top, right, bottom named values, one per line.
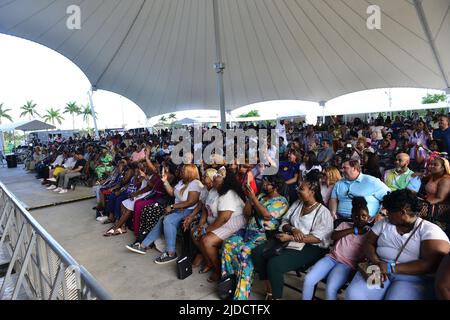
left=170, top=204, right=174, bottom=211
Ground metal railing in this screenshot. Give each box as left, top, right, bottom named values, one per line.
left=0, top=182, right=111, bottom=300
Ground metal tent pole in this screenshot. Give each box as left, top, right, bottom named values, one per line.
left=88, top=88, right=100, bottom=140
left=212, top=0, right=227, bottom=131
left=320, top=101, right=327, bottom=125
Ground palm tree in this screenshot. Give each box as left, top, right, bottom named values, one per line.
left=159, top=116, right=167, bottom=125
left=81, top=104, right=97, bottom=128
left=20, top=100, right=40, bottom=120
left=168, top=113, right=177, bottom=123
left=63, top=102, right=81, bottom=130
left=0, top=103, right=13, bottom=125
left=43, top=108, right=64, bottom=126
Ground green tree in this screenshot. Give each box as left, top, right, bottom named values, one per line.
left=168, top=113, right=177, bottom=122
left=43, top=108, right=64, bottom=126
left=81, top=104, right=97, bottom=128
left=0, top=103, right=13, bottom=124
left=157, top=116, right=168, bottom=127
left=422, top=93, right=447, bottom=104
left=20, top=100, right=41, bottom=120
left=63, top=102, right=81, bottom=130
left=238, top=110, right=260, bottom=118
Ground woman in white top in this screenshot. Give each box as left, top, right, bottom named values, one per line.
left=200, top=169, right=246, bottom=283
left=139, top=164, right=202, bottom=264
left=181, top=168, right=221, bottom=273
left=299, top=151, right=322, bottom=180
left=252, top=177, right=334, bottom=300
left=346, top=189, right=450, bottom=300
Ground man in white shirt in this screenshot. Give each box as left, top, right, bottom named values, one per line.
left=276, top=120, right=288, bottom=146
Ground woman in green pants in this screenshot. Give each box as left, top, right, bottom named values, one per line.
left=252, top=176, right=334, bottom=300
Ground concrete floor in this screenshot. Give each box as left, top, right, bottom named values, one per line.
left=0, top=166, right=94, bottom=209
left=0, top=165, right=334, bottom=300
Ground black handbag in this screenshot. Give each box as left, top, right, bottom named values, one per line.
left=262, top=236, right=288, bottom=260
left=176, top=256, right=192, bottom=280
left=217, top=275, right=236, bottom=300
left=175, top=223, right=196, bottom=280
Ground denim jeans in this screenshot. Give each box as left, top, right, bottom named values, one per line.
left=142, top=208, right=193, bottom=253
left=106, top=191, right=129, bottom=220
left=345, top=271, right=435, bottom=300
left=302, top=255, right=353, bottom=300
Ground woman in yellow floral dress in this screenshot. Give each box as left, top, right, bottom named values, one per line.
left=220, top=175, right=289, bottom=300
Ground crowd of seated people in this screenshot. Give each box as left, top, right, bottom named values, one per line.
left=21, top=111, right=450, bottom=300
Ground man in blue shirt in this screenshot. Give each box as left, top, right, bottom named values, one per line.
left=329, top=159, right=390, bottom=220
left=433, top=116, right=450, bottom=155
left=278, top=151, right=301, bottom=204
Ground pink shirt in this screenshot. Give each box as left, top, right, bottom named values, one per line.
left=131, top=150, right=145, bottom=162
left=328, top=222, right=368, bottom=269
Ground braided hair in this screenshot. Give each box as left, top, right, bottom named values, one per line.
left=304, top=170, right=324, bottom=205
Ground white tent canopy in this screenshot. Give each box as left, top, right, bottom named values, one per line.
left=0, top=120, right=56, bottom=132
left=0, top=0, right=449, bottom=119
left=173, top=117, right=202, bottom=125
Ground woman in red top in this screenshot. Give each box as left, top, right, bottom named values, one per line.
left=238, top=163, right=258, bottom=195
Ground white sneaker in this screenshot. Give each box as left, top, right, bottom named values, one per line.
left=59, top=189, right=68, bottom=194
left=47, top=178, right=57, bottom=182
left=47, top=185, right=57, bottom=190
left=39, top=178, right=44, bottom=182
left=53, top=188, right=62, bottom=192
left=96, top=216, right=109, bottom=223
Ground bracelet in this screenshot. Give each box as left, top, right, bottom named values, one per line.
left=354, top=227, right=359, bottom=235
left=386, top=262, right=392, bottom=274
left=391, top=262, right=396, bottom=273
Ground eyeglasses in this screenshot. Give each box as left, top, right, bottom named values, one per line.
left=346, top=186, right=355, bottom=199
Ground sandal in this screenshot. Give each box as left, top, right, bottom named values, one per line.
left=199, top=265, right=213, bottom=274
left=103, top=227, right=127, bottom=237
left=103, top=228, right=116, bottom=237
left=265, top=293, right=273, bottom=301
